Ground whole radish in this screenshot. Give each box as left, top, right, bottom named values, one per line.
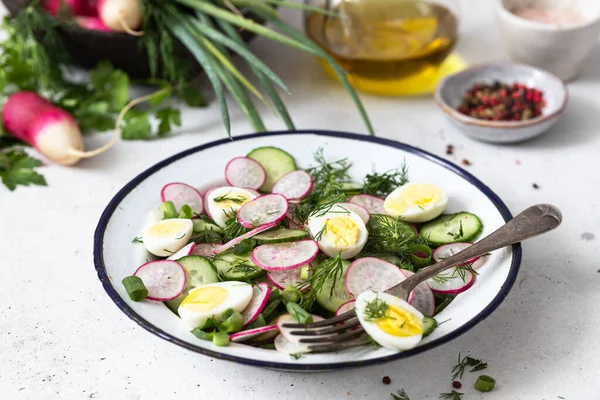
left=98, top=0, right=142, bottom=33
left=76, top=16, right=112, bottom=32
left=42, top=0, right=97, bottom=16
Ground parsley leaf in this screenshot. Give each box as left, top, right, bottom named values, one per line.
left=178, top=86, right=206, bottom=107
left=121, top=109, right=152, bottom=140
left=0, top=150, right=46, bottom=191
left=156, top=107, right=181, bottom=137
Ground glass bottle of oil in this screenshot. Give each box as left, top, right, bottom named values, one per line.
left=304, top=0, right=464, bottom=96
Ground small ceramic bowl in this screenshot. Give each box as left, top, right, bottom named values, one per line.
left=434, top=63, right=568, bottom=144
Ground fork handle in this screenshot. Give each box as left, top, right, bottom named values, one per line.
left=386, top=204, right=562, bottom=299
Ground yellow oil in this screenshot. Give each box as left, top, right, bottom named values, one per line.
left=305, top=0, right=465, bottom=96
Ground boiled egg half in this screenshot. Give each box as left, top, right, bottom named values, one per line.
left=355, top=291, right=424, bottom=351
left=205, top=186, right=258, bottom=228
left=142, top=218, right=193, bottom=257
left=178, top=281, right=253, bottom=328
left=306, top=205, right=368, bottom=259
left=384, top=183, right=448, bottom=223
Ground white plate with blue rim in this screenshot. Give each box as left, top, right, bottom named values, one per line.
left=94, top=130, right=521, bottom=371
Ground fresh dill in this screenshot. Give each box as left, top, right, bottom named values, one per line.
left=448, top=220, right=464, bottom=240
left=431, top=262, right=478, bottom=285
left=162, top=249, right=174, bottom=254
left=313, top=224, right=327, bottom=241
left=451, top=353, right=488, bottom=381
left=222, top=214, right=250, bottom=242
left=362, top=161, right=409, bottom=197
left=439, top=390, right=463, bottom=400
left=213, top=192, right=248, bottom=204
left=300, top=254, right=344, bottom=310
left=365, top=215, right=416, bottom=259
left=391, top=389, right=410, bottom=400
left=132, top=236, right=143, bottom=244
left=192, top=229, right=222, bottom=244
left=175, top=232, right=186, bottom=240
left=363, top=296, right=390, bottom=321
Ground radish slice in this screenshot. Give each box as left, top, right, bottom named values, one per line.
left=335, top=202, right=370, bottom=224
left=230, top=324, right=278, bottom=343
left=267, top=267, right=311, bottom=290
left=251, top=240, right=319, bottom=272
left=161, top=182, right=204, bottom=215
left=275, top=334, right=310, bottom=355
left=433, top=242, right=481, bottom=266
left=335, top=299, right=356, bottom=316
left=345, top=257, right=414, bottom=302
left=191, top=243, right=220, bottom=257
left=242, top=283, right=272, bottom=328
left=167, top=242, right=196, bottom=260
left=349, top=194, right=386, bottom=214
left=402, top=270, right=435, bottom=316
left=427, top=267, right=476, bottom=295
left=214, top=222, right=278, bottom=254
left=272, top=170, right=313, bottom=200
left=276, top=314, right=325, bottom=346
left=237, top=194, right=289, bottom=229
left=133, top=260, right=186, bottom=301
left=225, top=157, right=267, bottom=190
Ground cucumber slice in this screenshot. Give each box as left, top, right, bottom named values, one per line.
left=192, top=218, right=223, bottom=233
left=339, top=182, right=363, bottom=194
left=252, top=228, right=309, bottom=244
left=212, top=251, right=265, bottom=281
left=422, top=316, right=437, bottom=337
left=420, top=212, right=483, bottom=246
left=315, top=260, right=353, bottom=313
left=164, top=256, right=220, bottom=314
left=247, top=147, right=297, bottom=192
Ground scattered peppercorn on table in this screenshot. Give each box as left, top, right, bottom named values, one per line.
left=1, top=3, right=598, bottom=400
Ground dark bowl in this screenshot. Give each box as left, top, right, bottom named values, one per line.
left=2, top=0, right=262, bottom=79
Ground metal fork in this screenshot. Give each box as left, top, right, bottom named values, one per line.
left=281, top=204, right=562, bottom=353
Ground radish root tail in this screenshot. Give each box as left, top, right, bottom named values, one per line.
left=119, top=12, right=144, bottom=36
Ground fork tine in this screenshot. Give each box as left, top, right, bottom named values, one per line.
left=288, top=317, right=361, bottom=336
left=307, top=336, right=370, bottom=353
left=299, top=326, right=365, bottom=344
left=281, top=310, right=356, bottom=329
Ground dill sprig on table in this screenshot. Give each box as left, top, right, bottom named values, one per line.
left=362, top=161, right=409, bottom=197
left=451, top=353, right=488, bottom=381
left=391, top=389, right=410, bottom=400
left=439, top=390, right=463, bottom=400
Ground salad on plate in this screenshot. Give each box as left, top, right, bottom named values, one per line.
left=122, top=146, right=486, bottom=357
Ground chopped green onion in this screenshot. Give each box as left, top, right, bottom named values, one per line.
left=300, top=265, right=310, bottom=280
left=190, top=328, right=214, bottom=341
left=269, top=288, right=282, bottom=301
left=286, top=302, right=313, bottom=324
left=233, top=239, right=255, bottom=256
left=213, top=331, right=230, bottom=347
left=261, top=298, right=281, bottom=320
left=410, top=243, right=432, bottom=269
left=179, top=204, right=194, bottom=219
left=199, top=317, right=218, bottom=331
left=474, top=375, right=496, bottom=392
left=219, top=308, right=244, bottom=333
left=121, top=276, right=148, bottom=302
left=159, top=201, right=178, bottom=219
left=282, top=285, right=302, bottom=304
left=247, top=313, right=266, bottom=329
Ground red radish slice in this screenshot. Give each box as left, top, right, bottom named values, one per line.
left=335, top=299, right=356, bottom=316
left=402, top=270, right=435, bottom=316
left=433, top=242, right=481, bottom=266
left=214, top=222, right=278, bottom=254
left=251, top=240, right=319, bottom=272
left=237, top=194, right=288, bottom=229
left=191, top=243, right=220, bottom=257
left=225, top=157, right=267, bottom=190
left=276, top=314, right=325, bottom=346
left=427, top=267, right=476, bottom=295
left=167, top=242, right=196, bottom=260
left=349, top=194, right=386, bottom=214
left=242, top=283, right=272, bottom=328
left=275, top=334, right=310, bottom=355
left=272, top=170, right=313, bottom=200
left=133, top=260, right=186, bottom=301
left=230, top=324, right=278, bottom=343
left=267, top=267, right=311, bottom=290
left=161, top=182, right=204, bottom=215
left=345, top=257, right=414, bottom=302
left=335, top=202, right=370, bottom=224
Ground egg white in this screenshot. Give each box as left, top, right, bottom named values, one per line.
left=384, top=183, right=448, bottom=223
left=178, top=281, right=253, bottom=328
left=306, top=205, right=368, bottom=259
left=355, top=291, right=424, bottom=351
left=205, top=186, right=258, bottom=228
left=142, top=218, right=193, bottom=257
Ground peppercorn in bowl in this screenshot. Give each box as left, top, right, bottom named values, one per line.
left=434, top=63, right=568, bottom=143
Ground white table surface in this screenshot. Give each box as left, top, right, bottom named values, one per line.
left=1, top=2, right=598, bottom=399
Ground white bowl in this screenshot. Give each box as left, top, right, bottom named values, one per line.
left=435, top=63, right=568, bottom=144
left=497, top=0, right=600, bottom=81
left=94, top=131, right=521, bottom=371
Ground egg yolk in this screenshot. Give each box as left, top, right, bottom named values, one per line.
left=376, top=305, right=424, bottom=337
left=180, top=287, right=228, bottom=311
left=387, top=184, right=443, bottom=215
left=213, top=192, right=250, bottom=210
left=325, top=216, right=359, bottom=247
left=147, top=220, right=189, bottom=237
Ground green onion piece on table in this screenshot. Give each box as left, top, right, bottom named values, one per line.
left=474, top=375, right=496, bottom=392
left=122, top=276, right=148, bottom=301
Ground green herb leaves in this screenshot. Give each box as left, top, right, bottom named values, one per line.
left=362, top=162, right=409, bottom=197
left=451, top=353, right=488, bottom=381
left=391, top=389, right=410, bottom=400
left=439, top=390, right=463, bottom=400
left=363, top=296, right=389, bottom=321
left=0, top=150, right=46, bottom=191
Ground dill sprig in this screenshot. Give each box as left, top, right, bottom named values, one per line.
left=221, top=214, right=249, bottom=242
left=213, top=192, right=248, bottom=204
left=391, top=389, right=410, bottom=400
left=451, top=353, right=488, bottom=381
left=448, top=220, right=464, bottom=240
left=439, top=390, right=463, bottom=400
left=300, top=254, right=344, bottom=310
left=192, top=229, right=222, bottom=244
left=363, top=296, right=390, bottom=321
left=362, top=161, right=409, bottom=197
left=431, top=262, right=478, bottom=285
left=131, top=236, right=143, bottom=244
left=365, top=215, right=416, bottom=259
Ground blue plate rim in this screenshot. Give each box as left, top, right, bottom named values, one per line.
left=93, top=130, right=522, bottom=371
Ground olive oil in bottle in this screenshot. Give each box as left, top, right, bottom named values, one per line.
left=305, top=0, right=463, bottom=96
